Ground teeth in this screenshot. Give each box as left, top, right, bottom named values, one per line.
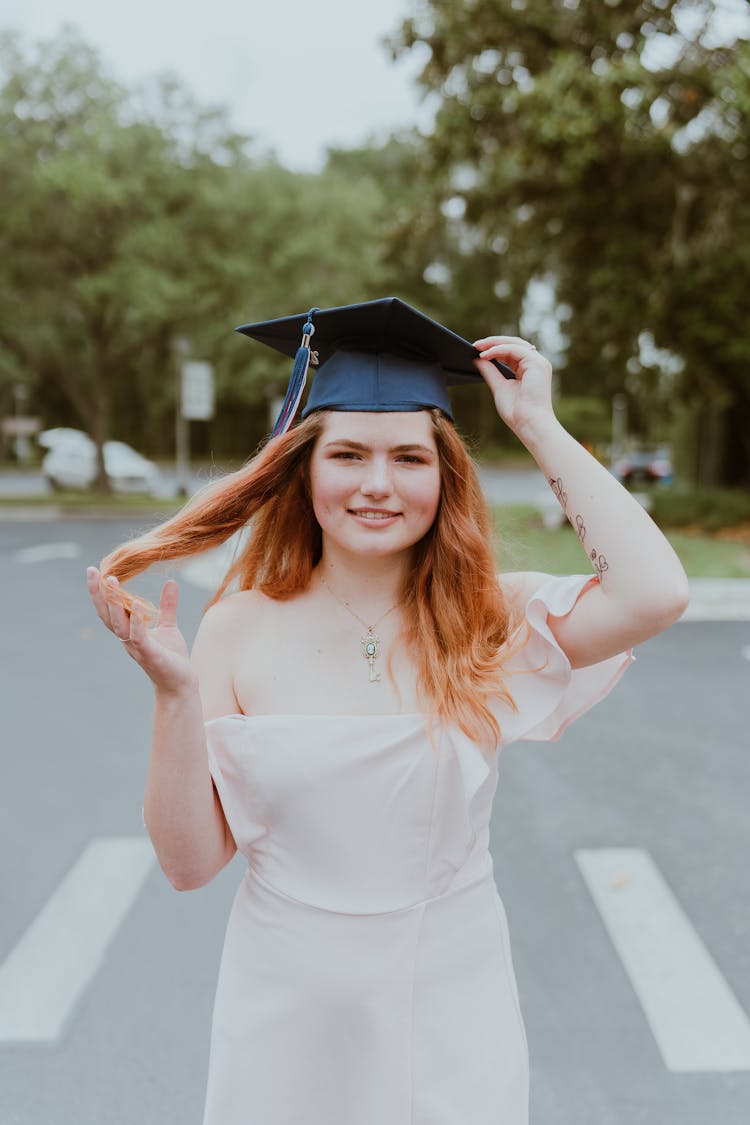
left=353, top=510, right=396, bottom=520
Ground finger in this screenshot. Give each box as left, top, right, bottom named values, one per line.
left=128, top=607, right=146, bottom=649
left=473, top=334, right=537, bottom=346
left=473, top=356, right=517, bottom=413
left=157, top=579, right=179, bottom=629
left=474, top=357, right=521, bottom=427
left=120, top=608, right=157, bottom=664
left=473, top=341, right=544, bottom=364
left=87, top=566, right=118, bottom=630
left=86, top=566, right=109, bottom=618
left=104, top=576, right=132, bottom=639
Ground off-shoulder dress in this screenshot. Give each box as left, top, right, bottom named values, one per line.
left=200, top=574, right=633, bottom=1125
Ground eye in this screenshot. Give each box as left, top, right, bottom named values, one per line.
left=330, top=451, right=361, bottom=460
left=396, top=454, right=426, bottom=464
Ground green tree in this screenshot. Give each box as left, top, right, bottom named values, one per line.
left=0, top=29, right=412, bottom=478
left=0, top=30, right=231, bottom=486
left=325, top=133, right=521, bottom=445
left=392, top=0, right=750, bottom=481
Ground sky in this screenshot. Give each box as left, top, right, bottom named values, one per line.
left=2, top=0, right=433, bottom=169
left=4, top=1, right=749, bottom=170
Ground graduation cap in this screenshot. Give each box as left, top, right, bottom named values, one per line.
left=236, top=297, right=516, bottom=437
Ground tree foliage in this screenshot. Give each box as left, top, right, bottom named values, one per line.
left=2, top=12, right=748, bottom=485
left=392, top=0, right=750, bottom=481
left=0, top=30, right=404, bottom=478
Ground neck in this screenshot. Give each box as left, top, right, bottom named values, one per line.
left=316, top=544, right=410, bottom=612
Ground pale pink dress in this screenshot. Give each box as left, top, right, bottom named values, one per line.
left=200, top=574, right=633, bottom=1125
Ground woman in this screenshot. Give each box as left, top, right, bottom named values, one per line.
left=86, top=298, right=688, bottom=1125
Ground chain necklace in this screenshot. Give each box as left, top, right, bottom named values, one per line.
left=319, top=575, right=401, bottom=683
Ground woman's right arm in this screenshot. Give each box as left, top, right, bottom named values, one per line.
left=145, top=681, right=235, bottom=891
left=86, top=568, right=238, bottom=891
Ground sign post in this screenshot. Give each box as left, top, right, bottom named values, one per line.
left=611, top=393, right=627, bottom=468
left=174, top=350, right=215, bottom=498
left=181, top=362, right=215, bottom=422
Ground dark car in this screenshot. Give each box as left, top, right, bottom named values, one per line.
left=612, top=448, right=673, bottom=487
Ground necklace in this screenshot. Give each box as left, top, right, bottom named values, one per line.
left=319, top=575, right=401, bottom=683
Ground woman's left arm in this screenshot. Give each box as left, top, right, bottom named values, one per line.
left=474, top=335, right=690, bottom=668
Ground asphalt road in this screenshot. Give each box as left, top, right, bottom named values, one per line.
left=1, top=518, right=749, bottom=1125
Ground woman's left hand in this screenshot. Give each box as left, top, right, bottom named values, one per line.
left=472, top=336, right=556, bottom=441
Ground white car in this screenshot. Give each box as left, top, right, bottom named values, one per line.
left=42, top=439, right=161, bottom=494
left=37, top=427, right=94, bottom=451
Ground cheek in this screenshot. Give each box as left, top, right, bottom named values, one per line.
left=309, top=463, right=346, bottom=517
left=408, top=471, right=441, bottom=522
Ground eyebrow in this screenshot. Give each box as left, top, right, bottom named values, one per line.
left=322, top=440, right=436, bottom=455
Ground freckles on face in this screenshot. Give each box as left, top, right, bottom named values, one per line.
left=308, top=412, right=442, bottom=551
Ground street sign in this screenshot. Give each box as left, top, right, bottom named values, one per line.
left=1, top=416, right=41, bottom=437
left=181, top=362, right=215, bottom=420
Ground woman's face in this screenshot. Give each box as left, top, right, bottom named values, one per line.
left=308, top=411, right=442, bottom=560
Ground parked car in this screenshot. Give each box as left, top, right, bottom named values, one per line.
left=612, top=447, right=673, bottom=488
left=42, top=439, right=160, bottom=494
left=37, top=427, right=94, bottom=450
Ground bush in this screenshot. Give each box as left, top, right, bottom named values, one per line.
left=650, top=488, right=750, bottom=532
left=553, top=396, right=611, bottom=446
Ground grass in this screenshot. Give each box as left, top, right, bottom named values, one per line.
left=0, top=491, right=183, bottom=511
left=490, top=505, right=750, bottom=579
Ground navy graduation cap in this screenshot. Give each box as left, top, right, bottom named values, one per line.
left=236, top=297, right=516, bottom=437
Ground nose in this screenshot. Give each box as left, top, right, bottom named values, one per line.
left=360, top=454, right=394, bottom=498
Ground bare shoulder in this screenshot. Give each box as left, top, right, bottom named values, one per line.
left=191, top=589, right=271, bottom=721
left=192, top=588, right=266, bottom=652
left=498, top=570, right=555, bottom=617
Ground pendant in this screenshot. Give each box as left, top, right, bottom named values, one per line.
left=362, top=628, right=381, bottom=682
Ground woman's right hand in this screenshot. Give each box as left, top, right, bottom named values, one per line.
left=86, top=567, right=198, bottom=696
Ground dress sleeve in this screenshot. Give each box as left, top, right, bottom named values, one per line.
left=204, top=715, right=267, bottom=857
left=499, top=573, right=634, bottom=745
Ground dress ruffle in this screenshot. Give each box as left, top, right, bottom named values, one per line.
left=497, top=573, right=634, bottom=744
left=203, top=574, right=634, bottom=864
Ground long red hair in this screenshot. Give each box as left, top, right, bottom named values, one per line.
left=99, top=410, right=521, bottom=747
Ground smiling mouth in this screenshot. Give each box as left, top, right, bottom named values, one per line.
left=348, top=508, right=401, bottom=520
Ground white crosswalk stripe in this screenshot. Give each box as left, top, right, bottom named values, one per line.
left=11, top=542, right=82, bottom=564
left=576, top=847, right=750, bottom=1072
left=3, top=831, right=748, bottom=1077
left=0, top=837, right=154, bottom=1043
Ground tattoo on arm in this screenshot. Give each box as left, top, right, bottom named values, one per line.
left=549, top=475, right=609, bottom=580
left=549, top=476, right=568, bottom=512
left=590, top=550, right=609, bottom=580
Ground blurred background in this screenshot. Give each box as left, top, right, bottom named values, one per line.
left=2, top=3, right=750, bottom=1124
left=1, top=0, right=749, bottom=520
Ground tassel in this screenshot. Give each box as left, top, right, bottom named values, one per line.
left=271, top=309, right=318, bottom=437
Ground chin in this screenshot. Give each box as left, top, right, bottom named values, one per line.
left=326, top=526, right=427, bottom=558
left=344, top=536, right=411, bottom=558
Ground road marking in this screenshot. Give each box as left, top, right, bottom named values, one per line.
left=575, top=847, right=750, bottom=1072
left=12, top=542, right=81, bottom=564
left=0, top=837, right=154, bottom=1043
left=181, top=530, right=245, bottom=590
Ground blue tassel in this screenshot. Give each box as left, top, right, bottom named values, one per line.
left=271, top=310, right=318, bottom=437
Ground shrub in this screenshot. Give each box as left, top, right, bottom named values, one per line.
left=650, top=488, right=750, bottom=532
left=553, top=396, right=611, bottom=446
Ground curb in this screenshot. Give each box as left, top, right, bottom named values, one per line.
left=682, top=580, right=750, bottom=622
left=0, top=504, right=181, bottom=522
